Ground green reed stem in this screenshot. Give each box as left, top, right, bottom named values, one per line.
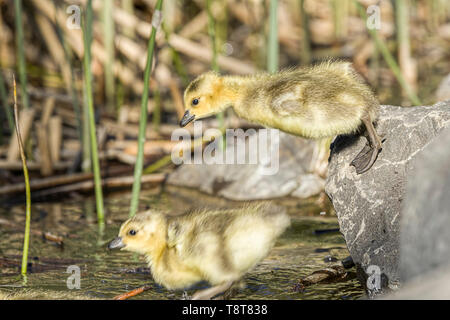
left=161, top=23, right=189, bottom=86
left=299, top=0, right=311, bottom=65
left=152, top=85, right=161, bottom=132
left=129, top=0, right=164, bottom=218
left=121, top=0, right=135, bottom=38
left=12, top=76, right=31, bottom=277
left=143, top=154, right=172, bottom=174
left=14, top=0, right=29, bottom=110
left=102, top=0, right=115, bottom=112
left=267, top=0, right=279, bottom=73
left=206, top=0, right=225, bottom=129
left=83, top=0, right=105, bottom=224
left=395, top=0, right=416, bottom=101
left=82, top=84, right=92, bottom=173
left=332, top=0, right=349, bottom=39
left=0, top=71, right=14, bottom=134
left=355, top=1, right=421, bottom=105
left=52, top=0, right=83, bottom=142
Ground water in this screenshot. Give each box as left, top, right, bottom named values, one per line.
left=0, top=186, right=364, bottom=300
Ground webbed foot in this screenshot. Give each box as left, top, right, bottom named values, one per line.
left=350, top=144, right=380, bottom=174
left=350, top=115, right=383, bottom=174
left=191, top=281, right=234, bottom=300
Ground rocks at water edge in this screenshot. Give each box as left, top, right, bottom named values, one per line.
left=325, top=101, right=450, bottom=296
left=167, top=130, right=326, bottom=201
left=383, top=127, right=450, bottom=299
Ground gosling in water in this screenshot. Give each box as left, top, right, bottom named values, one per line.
left=180, top=61, right=382, bottom=174
left=108, top=203, right=290, bottom=300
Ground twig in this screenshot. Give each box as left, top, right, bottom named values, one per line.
left=0, top=166, right=137, bottom=196
left=293, top=265, right=352, bottom=293
left=33, top=173, right=166, bottom=197
left=113, top=285, right=152, bottom=300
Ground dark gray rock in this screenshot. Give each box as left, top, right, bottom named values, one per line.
left=325, top=101, right=450, bottom=296
left=399, top=126, right=450, bottom=282
left=380, top=127, right=450, bottom=299
left=168, top=130, right=326, bottom=200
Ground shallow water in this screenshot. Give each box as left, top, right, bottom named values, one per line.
left=0, top=186, right=364, bottom=300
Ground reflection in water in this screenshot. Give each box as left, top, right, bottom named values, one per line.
left=0, top=187, right=364, bottom=299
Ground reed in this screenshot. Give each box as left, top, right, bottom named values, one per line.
left=121, top=0, right=135, bottom=38
left=428, top=0, right=449, bottom=30
left=0, top=71, right=14, bottom=134
left=267, top=0, right=278, bottom=73
left=216, top=1, right=228, bottom=54
left=206, top=0, right=224, bottom=130
left=395, top=0, right=417, bottom=98
left=129, top=0, right=164, bottom=218
left=11, top=75, right=31, bottom=277
left=83, top=0, right=105, bottom=224
left=332, top=0, right=349, bottom=39
left=143, top=154, right=172, bottom=174
left=152, top=84, right=161, bottom=132
left=299, top=0, right=311, bottom=65
left=13, top=0, right=30, bottom=110
left=102, top=0, right=115, bottom=112
left=82, top=85, right=92, bottom=173
left=355, top=1, right=421, bottom=106
left=162, top=23, right=189, bottom=86
left=52, top=0, right=83, bottom=142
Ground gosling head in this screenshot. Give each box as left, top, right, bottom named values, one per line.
left=108, top=211, right=167, bottom=255
left=180, top=71, right=228, bottom=127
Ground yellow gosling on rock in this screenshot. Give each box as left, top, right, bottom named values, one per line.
left=180, top=61, right=383, bottom=174
left=108, top=203, right=290, bottom=300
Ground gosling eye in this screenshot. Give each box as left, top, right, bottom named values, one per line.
left=191, top=98, right=199, bottom=106
left=128, top=229, right=137, bottom=236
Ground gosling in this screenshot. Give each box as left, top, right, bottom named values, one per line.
left=108, top=203, right=290, bottom=300
left=180, top=61, right=383, bottom=174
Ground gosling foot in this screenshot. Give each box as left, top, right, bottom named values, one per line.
left=350, top=143, right=379, bottom=174
left=350, top=115, right=383, bottom=174
left=191, top=281, right=234, bottom=300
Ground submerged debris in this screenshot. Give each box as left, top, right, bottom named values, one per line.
left=293, top=265, right=356, bottom=293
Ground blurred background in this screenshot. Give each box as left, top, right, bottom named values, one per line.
left=0, top=0, right=449, bottom=187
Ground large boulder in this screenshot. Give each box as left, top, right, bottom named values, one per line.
left=384, top=127, right=450, bottom=299
left=325, top=101, right=450, bottom=296
left=168, top=130, right=326, bottom=200
left=383, top=265, right=450, bottom=299
left=399, top=126, right=450, bottom=283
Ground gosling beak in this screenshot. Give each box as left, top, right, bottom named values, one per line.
left=108, top=237, right=125, bottom=249
left=180, top=110, right=195, bottom=127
